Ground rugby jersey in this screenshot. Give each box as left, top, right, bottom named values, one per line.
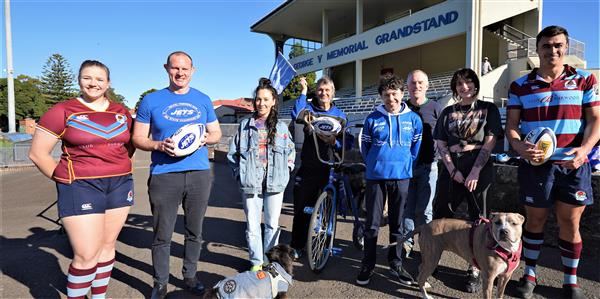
left=508, top=65, right=599, bottom=161
left=37, top=98, right=133, bottom=184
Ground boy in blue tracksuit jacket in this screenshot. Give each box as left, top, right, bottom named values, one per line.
left=356, top=74, right=422, bottom=287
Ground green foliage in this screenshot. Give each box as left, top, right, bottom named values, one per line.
left=282, top=42, right=316, bottom=101
left=0, top=75, right=49, bottom=120
left=40, top=53, right=76, bottom=105
left=0, top=139, right=13, bottom=148
left=135, top=88, right=158, bottom=111
left=105, top=87, right=127, bottom=107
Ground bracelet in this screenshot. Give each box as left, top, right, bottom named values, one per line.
left=450, top=168, right=457, bottom=178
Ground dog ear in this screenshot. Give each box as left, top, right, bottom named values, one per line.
left=515, top=213, right=525, bottom=225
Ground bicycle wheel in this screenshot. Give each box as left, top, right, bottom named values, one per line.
left=306, top=190, right=337, bottom=272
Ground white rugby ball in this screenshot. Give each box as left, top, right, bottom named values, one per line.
left=170, top=123, right=206, bottom=157
left=523, top=127, right=557, bottom=166
left=312, top=116, right=342, bottom=137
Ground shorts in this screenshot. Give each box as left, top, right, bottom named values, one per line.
left=518, top=161, right=593, bottom=208
left=56, top=174, right=134, bottom=218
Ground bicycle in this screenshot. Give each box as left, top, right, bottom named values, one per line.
left=298, top=112, right=366, bottom=272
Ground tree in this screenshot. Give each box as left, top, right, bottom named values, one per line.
left=105, top=87, right=127, bottom=107
left=134, top=88, right=158, bottom=112
left=282, top=42, right=316, bottom=101
left=40, top=53, right=76, bottom=105
left=0, top=75, right=48, bottom=120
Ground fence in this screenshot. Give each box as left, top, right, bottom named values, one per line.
left=508, top=37, right=585, bottom=60
left=0, top=142, right=62, bottom=167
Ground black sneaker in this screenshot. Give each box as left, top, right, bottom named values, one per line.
left=389, top=264, right=414, bottom=286
left=356, top=266, right=374, bottom=286
left=514, top=276, right=536, bottom=299
left=183, top=276, right=205, bottom=295
left=562, top=285, right=586, bottom=299
left=465, top=269, right=481, bottom=293
left=150, top=282, right=167, bottom=299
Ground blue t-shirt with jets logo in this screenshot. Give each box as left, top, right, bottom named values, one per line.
left=136, top=87, right=217, bottom=174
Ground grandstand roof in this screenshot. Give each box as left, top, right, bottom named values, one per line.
left=251, top=0, right=444, bottom=42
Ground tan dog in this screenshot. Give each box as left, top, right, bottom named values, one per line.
left=409, top=212, right=524, bottom=299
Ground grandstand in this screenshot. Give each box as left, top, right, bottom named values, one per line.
left=252, top=0, right=588, bottom=103
left=253, top=0, right=545, bottom=102
left=254, top=0, right=592, bottom=147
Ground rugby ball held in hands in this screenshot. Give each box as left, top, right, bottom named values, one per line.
left=523, top=127, right=556, bottom=166
left=311, top=117, right=342, bottom=137
left=171, top=123, right=206, bottom=157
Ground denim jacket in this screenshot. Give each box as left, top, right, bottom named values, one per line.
left=227, top=117, right=295, bottom=194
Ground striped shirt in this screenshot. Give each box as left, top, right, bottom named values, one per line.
left=508, top=65, right=599, bottom=161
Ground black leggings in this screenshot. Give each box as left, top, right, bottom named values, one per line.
left=433, top=149, right=494, bottom=221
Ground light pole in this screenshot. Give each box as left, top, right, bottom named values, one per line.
left=4, top=0, right=16, bottom=133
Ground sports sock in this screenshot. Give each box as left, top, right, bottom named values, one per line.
left=558, top=239, right=582, bottom=288
left=522, top=229, right=544, bottom=282
left=67, top=264, right=97, bottom=299
left=91, top=258, right=115, bottom=298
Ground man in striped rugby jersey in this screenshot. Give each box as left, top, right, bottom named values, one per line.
left=506, top=25, right=600, bottom=299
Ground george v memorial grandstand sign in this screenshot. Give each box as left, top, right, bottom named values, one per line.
left=289, top=0, right=466, bottom=74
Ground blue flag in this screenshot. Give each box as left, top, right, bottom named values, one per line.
left=269, top=52, right=297, bottom=94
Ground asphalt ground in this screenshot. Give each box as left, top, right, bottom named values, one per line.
left=1, top=150, right=599, bottom=298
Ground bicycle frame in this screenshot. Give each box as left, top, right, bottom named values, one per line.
left=305, top=119, right=365, bottom=268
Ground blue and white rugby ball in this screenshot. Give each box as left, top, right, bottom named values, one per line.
left=170, top=123, right=206, bottom=157
left=523, top=127, right=557, bottom=166
left=312, top=116, right=342, bottom=137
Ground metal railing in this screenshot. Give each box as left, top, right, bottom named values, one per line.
left=0, top=143, right=62, bottom=167
left=497, top=24, right=532, bottom=45
left=507, top=37, right=585, bottom=60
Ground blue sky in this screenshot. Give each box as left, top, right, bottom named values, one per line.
left=2, top=0, right=599, bottom=108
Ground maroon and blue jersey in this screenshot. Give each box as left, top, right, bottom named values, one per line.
left=37, top=98, right=133, bottom=184
left=508, top=65, right=599, bottom=161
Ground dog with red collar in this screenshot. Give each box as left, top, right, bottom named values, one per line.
left=406, top=212, right=524, bottom=299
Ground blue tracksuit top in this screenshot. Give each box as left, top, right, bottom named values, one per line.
left=361, top=104, right=423, bottom=180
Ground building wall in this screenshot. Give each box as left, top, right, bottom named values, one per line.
left=480, top=0, right=540, bottom=28
left=511, top=9, right=542, bottom=37
left=334, top=34, right=467, bottom=89
left=482, top=29, right=502, bottom=67
left=331, top=62, right=355, bottom=91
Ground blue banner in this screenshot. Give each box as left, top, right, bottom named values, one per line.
left=269, top=52, right=297, bottom=94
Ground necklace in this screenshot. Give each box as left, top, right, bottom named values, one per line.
left=452, top=99, right=478, bottom=143
left=453, top=98, right=476, bottom=116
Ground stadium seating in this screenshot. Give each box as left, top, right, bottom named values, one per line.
left=279, top=71, right=454, bottom=118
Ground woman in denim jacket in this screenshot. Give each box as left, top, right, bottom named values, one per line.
left=227, top=78, right=296, bottom=271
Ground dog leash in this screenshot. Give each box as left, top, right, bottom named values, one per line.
left=470, top=191, right=486, bottom=219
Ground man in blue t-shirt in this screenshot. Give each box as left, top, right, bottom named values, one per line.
left=133, top=51, right=222, bottom=299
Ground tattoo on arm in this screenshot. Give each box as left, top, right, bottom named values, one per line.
left=436, top=143, right=454, bottom=171
left=473, top=148, right=491, bottom=168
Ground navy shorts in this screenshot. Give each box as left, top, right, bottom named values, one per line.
left=56, top=174, right=134, bottom=218
left=518, top=161, right=593, bottom=208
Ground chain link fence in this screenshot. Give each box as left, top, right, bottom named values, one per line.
left=0, top=142, right=62, bottom=167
